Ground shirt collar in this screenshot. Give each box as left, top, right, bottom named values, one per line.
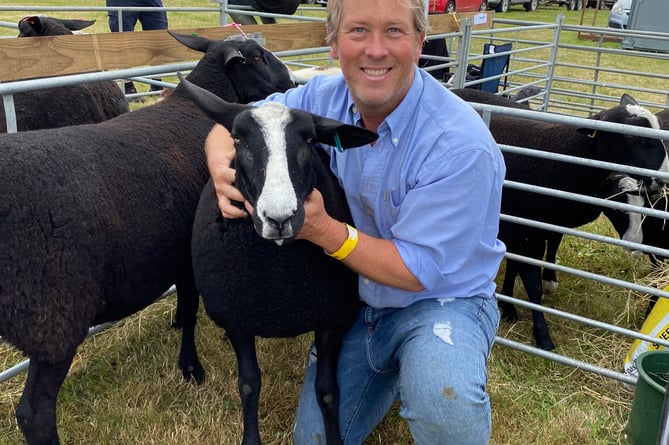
left=346, top=66, right=423, bottom=148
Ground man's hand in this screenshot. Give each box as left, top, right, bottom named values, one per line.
left=205, top=124, right=247, bottom=218
left=297, top=189, right=338, bottom=245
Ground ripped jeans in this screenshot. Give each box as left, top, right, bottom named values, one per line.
left=293, top=295, right=500, bottom=445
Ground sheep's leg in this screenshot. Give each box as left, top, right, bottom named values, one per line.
left=175, top=276, right=205, bottom=384
left=499, top=259, right=520, bottom=322
left=16, top=351, right=75, bottom=445
left=541, top=233, right=563, bottom=294
left=313, top=328, right=345, bottom=445
left=226, top=326, right=262, bottom=445
left=518, top=264, right=555, bottom=351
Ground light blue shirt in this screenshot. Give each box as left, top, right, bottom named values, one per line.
left=261, top=67, right=506, bottom=308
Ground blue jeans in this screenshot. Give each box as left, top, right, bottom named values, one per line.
left=293, top=295, right=499, bottom=445
left=107, top=0, right=168, bottom=32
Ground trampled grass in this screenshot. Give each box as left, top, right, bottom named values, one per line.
left=0, top=2, right=666, bottom=444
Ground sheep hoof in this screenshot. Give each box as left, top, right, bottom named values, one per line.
left=534, top=331, right=555, bottom=351
left=542, top=280, right=558, bottom=294
left=182, top=365, right=205, bottom=385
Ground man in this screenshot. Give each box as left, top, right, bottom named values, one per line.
left=205, top=0, right=505, bottom=443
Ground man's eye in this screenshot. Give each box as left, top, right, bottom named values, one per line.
left=353, top=27, right=365, bottom=33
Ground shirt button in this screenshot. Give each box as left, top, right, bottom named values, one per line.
left=392, top=137, right=399, bottom=144
left=363, top=278, right=370, bottom=285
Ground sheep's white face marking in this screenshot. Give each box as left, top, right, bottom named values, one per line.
left=610, top=176, right=644, bottom=246
left=627, top=104, right=660, bottom=131
left=627, top=104, right=669, bottom=173
left=251, top=103, right=299, bottom=239
left=622, top=194, right=645, bottom=245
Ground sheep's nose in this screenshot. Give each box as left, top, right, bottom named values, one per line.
left=266, top=212, right=295, bottom=234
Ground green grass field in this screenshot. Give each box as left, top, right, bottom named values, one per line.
left=0, top=2, right=666, bottom=444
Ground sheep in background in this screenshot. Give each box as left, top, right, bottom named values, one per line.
left=529, top=109, right=669, bottom=303
left=593, top=109, right=669, bottom=315
left=180, top=75, right=377, bottom=445
left=484, top=94, right=667, bottom=350
left=0, top=16, right=129, bottom=133
left=0, top=32, right=296, bottom=445
left=452, top=87, right=533, bottom=110
left=17, top=15, right=96, bottom=37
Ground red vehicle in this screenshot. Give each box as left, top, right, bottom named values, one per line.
left=428, top=0, right=489, bottom=13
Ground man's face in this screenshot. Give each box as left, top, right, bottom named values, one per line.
left=331, top=0, right=424, bottom=118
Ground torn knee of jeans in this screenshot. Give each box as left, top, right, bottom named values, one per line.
left=433, top=322, right=454, bottom=345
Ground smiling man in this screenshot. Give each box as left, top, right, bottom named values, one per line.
left=204, top=0, right=506, bottom=443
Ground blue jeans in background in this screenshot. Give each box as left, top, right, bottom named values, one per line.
left=293, top=295, right=500, bottom=445
left=107, top=0, right=168, bottom=32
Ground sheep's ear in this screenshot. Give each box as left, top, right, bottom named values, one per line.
left=312, top=116, right=378, bottom=149
left=59, top=18, right=96, bottom=31
left=620, top=93, right=638, bottom=107
left=177, top=72, right=249, bottom=130
left=168, top=31, right=212, bottom=53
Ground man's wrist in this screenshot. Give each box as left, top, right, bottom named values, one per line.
left=325, top=223, right=359, bottom=260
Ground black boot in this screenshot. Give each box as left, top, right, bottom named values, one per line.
left=150, top=78, right=163, bottom=92
left=124, top=81, right=137, bottom=95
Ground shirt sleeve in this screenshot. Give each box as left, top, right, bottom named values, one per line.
left=393, top=145, right=504, bottom=291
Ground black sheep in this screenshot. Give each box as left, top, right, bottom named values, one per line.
left=451, top=87, right=533, bottom=110
left=0, top=32, right=296, bottom=445
left=180, top=76, right=377, bottom=445
left=0, top=16, right=129, bottom=133
left=594, top=109, right=669, bottom=314
left=460, top=92, right=668, bottom=350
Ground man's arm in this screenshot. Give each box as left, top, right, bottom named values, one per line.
left=298, top=189, right=425, bottom=292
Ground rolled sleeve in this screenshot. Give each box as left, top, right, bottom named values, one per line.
left=393, top=148, right=503, bottom=293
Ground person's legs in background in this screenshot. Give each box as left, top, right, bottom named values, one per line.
left=107, top=0, right=141, bottom=96
left=137, top=0, right=168, bottom=30
left=420, top=38, right=450, bottom=82
left=228, top=0, right=276, bottom=25
left=137, top=0, right=168, bottom=91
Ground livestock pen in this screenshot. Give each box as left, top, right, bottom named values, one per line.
left=1, top=2, right=669, bottom=444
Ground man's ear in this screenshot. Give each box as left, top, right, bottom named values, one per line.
left=415, top=31, right=426, bottom=62
left=326, top=24, right=339, bottom=60
left=331, top=42, right=340, bottom=60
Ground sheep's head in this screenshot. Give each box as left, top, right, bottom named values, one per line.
left=18, top=16, right=95, bottom=37
left=583, top=94, right=669, bottom=191
left=177, top=73, right=377, bottom=242
left=169, top=31, right=297, bottom=104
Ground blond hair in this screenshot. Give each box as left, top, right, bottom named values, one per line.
left=325, top=0, right=428, bottom=45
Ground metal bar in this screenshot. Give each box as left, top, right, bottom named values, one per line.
left=494, top=336, right=638, bottom=386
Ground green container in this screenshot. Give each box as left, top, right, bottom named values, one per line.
left=626, top=350, right=669, bottom=445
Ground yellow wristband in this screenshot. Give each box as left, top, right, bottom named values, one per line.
left=327, top=224, right=358, bottom=260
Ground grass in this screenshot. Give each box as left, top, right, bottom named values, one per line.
left=0, top=2, right=666, bottom=444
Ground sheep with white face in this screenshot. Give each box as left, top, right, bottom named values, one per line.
left=181, top=75, right=377, bottom=445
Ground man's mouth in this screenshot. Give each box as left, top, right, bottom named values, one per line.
left=362, top=68, right=389, bottom=77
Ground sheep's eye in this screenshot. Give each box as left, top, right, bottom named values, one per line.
left=253, top=55, right=261, bottom=63
left=306, top=137, right=314, bottom=145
